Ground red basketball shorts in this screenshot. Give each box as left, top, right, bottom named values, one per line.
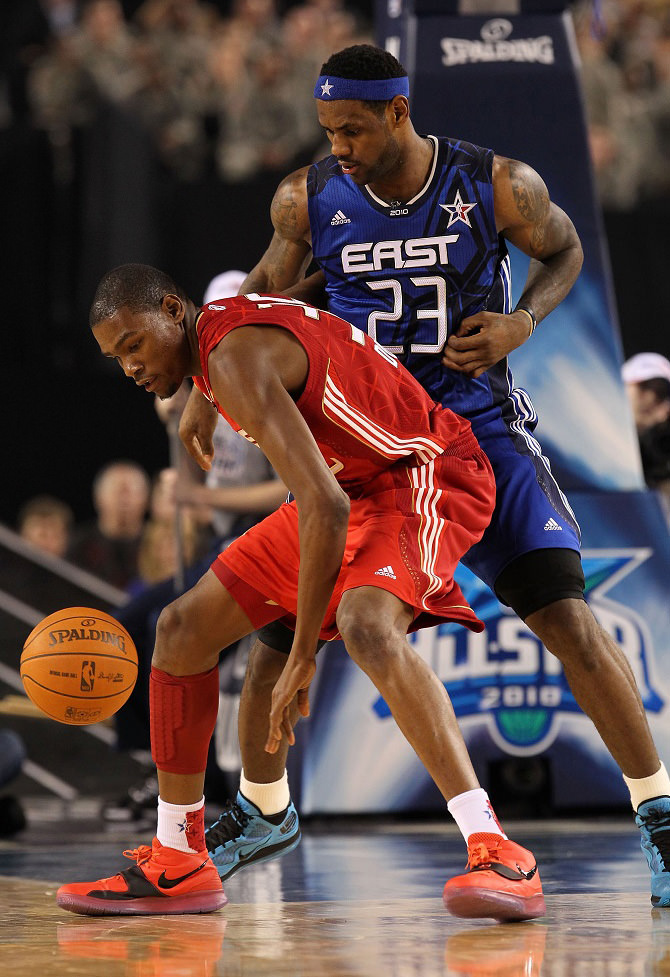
left=212, top=448, right=495, bottom=641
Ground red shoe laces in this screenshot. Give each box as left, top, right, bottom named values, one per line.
left=122, top=845, right=153, bottom=865
left=467, top=838, right=502, bottom=869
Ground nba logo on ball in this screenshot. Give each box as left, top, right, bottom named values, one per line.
left=20, top=607, right=138, bottom=725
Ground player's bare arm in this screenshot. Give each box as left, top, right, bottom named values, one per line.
left=239, top=167, right=313, bottom=294
left=180, top=168, right=315, bottom=468
left=206, top=328, right=350, bottom=751
left=443, top=155, right=583, bottom=378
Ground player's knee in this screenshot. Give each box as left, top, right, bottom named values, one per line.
left=337, top=604, right=401, bottom=673
left=153, top=598, right=203, bottom=673
left=245, top=641, right=287, bottom=690
left=528, top=598, right=602, bottom=669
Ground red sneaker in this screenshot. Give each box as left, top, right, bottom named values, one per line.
left=57, top=838, right=227, bottom=916
left=443, top=833, right=546, bottom=922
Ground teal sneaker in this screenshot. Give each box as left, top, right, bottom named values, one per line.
left=636, top=797, right=670, bottom=907
left=205, top=792, right=301, bottom=881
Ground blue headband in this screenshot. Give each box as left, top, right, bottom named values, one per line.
left=314, top=75, right=409, bottom=101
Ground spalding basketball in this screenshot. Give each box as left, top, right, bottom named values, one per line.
left=20, top=607, right=138, bottom=725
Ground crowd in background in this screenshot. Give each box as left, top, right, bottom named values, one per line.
left=9, top=0, right=372, bottom=184
left=2, top=1, right=668, bottom=202
left=574, top=0, right=670, bottom=212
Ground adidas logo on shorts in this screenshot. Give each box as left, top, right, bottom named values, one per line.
left=543, top=518, right=563, bottom=531
left=331, top=210, right=351, bottom=225
left=374, top=565, right=397, bottom=579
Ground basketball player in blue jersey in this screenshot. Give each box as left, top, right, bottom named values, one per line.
left=183, top=45, right=670, bottom=913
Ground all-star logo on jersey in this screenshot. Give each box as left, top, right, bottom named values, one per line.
left=373, top=549, right=666, bottom=755
left=440, top=189, right=477, bottom=228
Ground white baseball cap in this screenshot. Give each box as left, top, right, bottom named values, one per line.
left=203, top=270, right=247, bottom=305
left=622, top=352, right=670, bottom=386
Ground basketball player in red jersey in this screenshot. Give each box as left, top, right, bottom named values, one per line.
left=57, top=263, right=544, bottom=921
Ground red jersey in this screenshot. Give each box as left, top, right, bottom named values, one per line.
left=193, top=294, right=478, bottom=492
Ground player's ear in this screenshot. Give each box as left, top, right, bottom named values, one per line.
left=162, top=294, right=184, bottom=323
left=390, top=95, right=409, bottom=127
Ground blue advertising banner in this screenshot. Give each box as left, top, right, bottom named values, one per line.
left=285, top=3, right=670, bottom=813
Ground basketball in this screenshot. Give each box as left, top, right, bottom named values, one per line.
left=20, top=607, right=138, bottom=726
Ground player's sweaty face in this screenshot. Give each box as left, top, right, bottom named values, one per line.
left=317, top=100, right=400, bottom=185
left=93, top=306, right=185, bottom=400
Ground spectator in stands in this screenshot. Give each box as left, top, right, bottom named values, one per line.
left=622, top=352, right=670, bottom=520
left=126, top=468, right=204, bottom=598
left=67, top=459, right=151, bottom=589
left=215, top=41, right=302, bottom=182
left=623, top=352, right=670, bottom=436
left=28, top=0, right=143, bottom=129
left=17, top=494, right=74, bottom=559
left=130, top=0, right=218, bottom=180
left=4, top=495, right=77, bottom=613
left=129, top=514, right=198, bottom=595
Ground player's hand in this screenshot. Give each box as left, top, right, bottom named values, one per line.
left=178, top=388, right=217, bottom=472
left=265, top=655, right=316, bottom=754
left=442, top=311, right=533, bottom=378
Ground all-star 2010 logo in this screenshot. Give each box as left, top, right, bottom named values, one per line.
left=440, top=189, right=477, bottom=228
left=373, top=548, right=665, bottom=756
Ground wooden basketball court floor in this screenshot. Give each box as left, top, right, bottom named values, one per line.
left=1, top=803, right=668, bottom=977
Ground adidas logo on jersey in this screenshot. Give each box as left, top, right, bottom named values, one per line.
left=331, top=210, right=351, bottom=225
left=543, top=518, right=563, bottom=531
left=374, top=565, right=397, bottom=579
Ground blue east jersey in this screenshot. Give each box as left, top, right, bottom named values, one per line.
left=307, top=134, right=580, bottom=589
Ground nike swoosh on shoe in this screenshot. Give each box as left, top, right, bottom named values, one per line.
left=157, top=860, right=209, bottom=890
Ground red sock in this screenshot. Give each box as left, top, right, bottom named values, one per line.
left=150, top=666, right=219, bottom=775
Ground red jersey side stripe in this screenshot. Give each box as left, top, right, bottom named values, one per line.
left=323, top=372, right=444, bottom=463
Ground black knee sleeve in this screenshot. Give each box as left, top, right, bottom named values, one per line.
left=256, top=620, right=327, bottom=657
left=494, top=548, right=585, bottom=621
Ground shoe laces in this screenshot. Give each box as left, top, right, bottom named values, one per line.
left=206, top=800, right=251, bottom=850
left=122, top=844, right=153, bottom=866
left=642, top=810, right=670, bottom=867
left=467, top=837, right=503, bottom=870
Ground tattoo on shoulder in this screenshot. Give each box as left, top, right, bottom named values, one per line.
left=508, top=159, right=550, bottom=254
left=271, top=195, right=299, bottom=235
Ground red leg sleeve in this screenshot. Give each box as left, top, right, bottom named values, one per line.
left=150, top=665, right=219, bottom=775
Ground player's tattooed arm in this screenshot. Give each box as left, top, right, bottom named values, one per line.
left=240, top=167, right=313, bottom=295
left=443, top=156, right=583, bottom=377
left=494, top=155, right=583, bottom=326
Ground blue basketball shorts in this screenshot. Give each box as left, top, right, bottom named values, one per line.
left=462, top=407, right=581, bottom=593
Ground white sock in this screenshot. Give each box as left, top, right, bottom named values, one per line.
left=157, top=796, right=205, bottom=854
left=447, top=788, right=507, bottom=842
left=240, top=770, right=290, bottom=816
left=623, top=762, right=670, bottom=811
